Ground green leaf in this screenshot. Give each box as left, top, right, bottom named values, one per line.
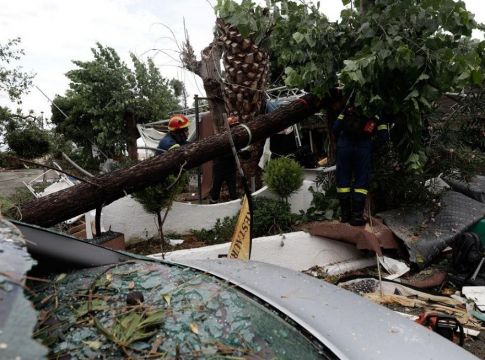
left=292, top=32, right=305, bottom=44
left=348, top=70, right=365, bottom=85
left=471, top=69, right=483, bottom=85
left=370, top=95, right=383, bottom=104
left=141, top=310, right=165, bottom=326
left=404, top=89, right=419, bottom=101
left=457, top=70, right=470, bottom=81
left=55, top=273, right=66, bottom=283
left=83, top=340, right=102, bottom=351
left=305, top=33, right=316, bottom=48
left=76, top=299, right=109, bottom=317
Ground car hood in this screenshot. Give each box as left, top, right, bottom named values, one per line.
left=176, top=258, right=477, bottom=360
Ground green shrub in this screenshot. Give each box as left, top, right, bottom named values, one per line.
left=191, top=197, right=298, bottom=244
left=0, top=151, right=23, bottom=169
left=263, top=157, right=303, bottom=201
left=253, top=197, right=296, bottom=236
left=298, top=186, right=340, bottom=223
left=132, top=173, right=188, bottom=243
left=191, top=216, right=237, bottom=245
left=0, top=187, right=35, bottom=217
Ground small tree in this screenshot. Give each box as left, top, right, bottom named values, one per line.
left=263, top=157, right=303, bottom=203
left=132, top=173, right=187, bottom=251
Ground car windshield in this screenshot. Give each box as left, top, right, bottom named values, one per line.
left=29, top=260, right=333, bottom=359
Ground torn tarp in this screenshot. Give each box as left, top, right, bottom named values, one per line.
left=379, top=191, right=485, bottom=267
left=306, top=218, right=399, bottom=256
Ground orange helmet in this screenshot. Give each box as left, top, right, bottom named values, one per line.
left=168, top=114, right=190, bottom=131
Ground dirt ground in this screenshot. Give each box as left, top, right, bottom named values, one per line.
left=126, top=234, right=206, bottom=255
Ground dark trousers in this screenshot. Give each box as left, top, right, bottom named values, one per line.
left=210, top=157, right=237, bottom=201
left=336, top=136, right=372, bottom=201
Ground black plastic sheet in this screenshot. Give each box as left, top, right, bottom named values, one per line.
left=443, top=176, right=485, bottom=203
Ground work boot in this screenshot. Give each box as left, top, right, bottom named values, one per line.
left=339, top=198, right=351, bottom=223
left=350, top=199, right=366, bottom=226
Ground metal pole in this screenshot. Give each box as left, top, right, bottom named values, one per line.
left=309, top=129, right=314, bottom=152
left=194, top=95, right=202, bottom=204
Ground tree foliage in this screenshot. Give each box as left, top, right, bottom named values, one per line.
left=132, top=173, right=187, bottom=243
left=5, top=119, right=51, bottom=159
left=271, top=0, right=484, bottom=164
left=51, top=43, right=180, bottom=159
left=213, top=0, right=484, bottom=208
left=0, top=107, right=51, bottom=159
left=0, top=38, right=34, bottom=102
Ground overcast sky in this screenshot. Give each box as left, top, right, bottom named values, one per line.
left=1, top=0, right=483, bottom=117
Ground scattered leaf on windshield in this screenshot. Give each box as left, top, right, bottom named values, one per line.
left=55, top=273, right=66, bottom=283
left=189, top=323, right=199, bottom=334
left=83, top=340, right=102, bottom=350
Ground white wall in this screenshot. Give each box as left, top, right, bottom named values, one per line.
left=102, top=179, right=318, bottom=243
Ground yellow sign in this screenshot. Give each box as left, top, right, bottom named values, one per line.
left=228, top=196, right=251, bottom=260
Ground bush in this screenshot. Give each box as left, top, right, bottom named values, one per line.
left=191, top=197, right=298, bottom=244
left=0, top=151, right=23, bottom=169
left=191, top=216, right=237, bottom=245
left=253, top=197, right=296, bottom=236
left=0, top=187, right=35, bottom=217
left=263, top=157, right=303, bottom=201
left=299, top=186, right=340, bottom=223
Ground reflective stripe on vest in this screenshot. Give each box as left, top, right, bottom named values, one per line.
left=377, top=124, right=388, bottom=131
left=337, top=187, right=351, bottom=193
left=354, top=188, right=368, bottom=195
left=169, top=144, right=180, bottom=150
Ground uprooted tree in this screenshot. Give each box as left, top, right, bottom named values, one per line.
left=17, top=96, right=321, bottom=227
left=14, top=0, right=485, bottom=226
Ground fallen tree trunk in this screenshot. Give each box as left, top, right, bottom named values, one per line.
left=18, top=95, right=321, bottom=227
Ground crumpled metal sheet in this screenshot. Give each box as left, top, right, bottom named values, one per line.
left=0, top=218, right=48, bottom=359
left=29, top=261, right=325, bottom=359
left=307, top=218, right=399, bottom=255
left=379, top=191, right=485, bottom=267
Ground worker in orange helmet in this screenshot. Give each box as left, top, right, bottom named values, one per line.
left=157, top=115, right=190, bottom=152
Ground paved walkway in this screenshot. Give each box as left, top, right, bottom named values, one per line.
left=0, top=169, right=48, bottom=197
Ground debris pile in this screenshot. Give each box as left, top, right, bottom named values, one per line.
left=304, top=177, right=485, bottom=356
